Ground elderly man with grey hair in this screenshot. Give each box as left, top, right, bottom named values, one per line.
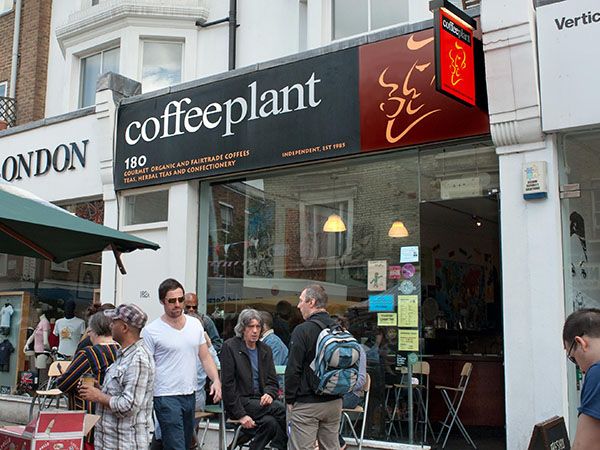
left=220, top=308, right=287, bottom=450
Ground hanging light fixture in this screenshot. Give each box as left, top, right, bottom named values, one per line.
left=323, top=214, right=347, bottom=232
left=388, top=221, right=409, bottom=238
left=323, top=175, right=346, bottom=232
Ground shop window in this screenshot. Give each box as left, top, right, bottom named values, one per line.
left=123, top=190, right=169, bottom=226
left=0, top=82, right=6, bottom=98
left=332, top=0, right=408, bottom=40
left=141, top=41, right=183, bottom=93
left=79, top=47, right=120, bottom=108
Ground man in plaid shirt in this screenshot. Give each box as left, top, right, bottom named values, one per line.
left=80, top=304, right=155, bottom=450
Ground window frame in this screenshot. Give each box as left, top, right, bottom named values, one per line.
left=331, top=0, right=409, bottom=41
left=0, top=81, right=7, bottom=98
left=140, top=39, right=184, bottom=93
left=121, top=188, right=170, bottom=229
left=78, top=46, right=120, bottom=108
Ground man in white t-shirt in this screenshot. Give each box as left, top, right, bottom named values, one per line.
left=142, top=278, right=222, bottom=450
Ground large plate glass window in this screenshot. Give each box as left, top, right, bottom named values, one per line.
left=79, top=47, right=120, bottom=108
left=559, top=130, right=600, bottom=438
left=141, top=41, right=183, bottom=93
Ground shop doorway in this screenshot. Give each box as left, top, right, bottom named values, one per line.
left=419, top=194, right=506, bottom=449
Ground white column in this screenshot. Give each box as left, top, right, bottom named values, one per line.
left=481, top=1, right=569, bottom=447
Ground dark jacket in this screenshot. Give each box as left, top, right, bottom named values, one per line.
left=220, top=336, right=279, bottom=419
left=284, top=311, right=340, bottom=404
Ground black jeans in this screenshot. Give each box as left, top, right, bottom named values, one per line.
left=241, top=397, right=287, bottom=450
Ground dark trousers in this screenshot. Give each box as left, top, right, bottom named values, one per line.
left=242, top=397, right=287, bottom=450
left=154, top=394, right=195, bottom=450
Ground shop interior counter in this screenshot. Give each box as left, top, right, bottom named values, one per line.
left=425, top=354, right=505, bottom=427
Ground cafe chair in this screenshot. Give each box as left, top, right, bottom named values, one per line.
left=194, top=409, right=216, bottom=449
left=339, top=373, right=371, bottom=450
left=28, top=360, right=71, bottom=421
left=435, top=362, right=476, bottom=449
left=396, top=362, right=434, bottom=443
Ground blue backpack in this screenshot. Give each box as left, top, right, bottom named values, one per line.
left=309, top=318, right=361, bottom=395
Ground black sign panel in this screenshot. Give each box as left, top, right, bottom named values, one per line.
left=527, top=416, right=570, bottom=450
left=115, top=49, right=360, bottom=190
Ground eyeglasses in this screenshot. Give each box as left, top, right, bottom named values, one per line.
left=166, top=296, right=185, bottom=304
left=185, top=305, right=198, bottom=310
left=567, top=337, right=581, bottom=365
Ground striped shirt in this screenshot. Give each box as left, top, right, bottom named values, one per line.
left=55, top=343, right=119, bottom=443
left=94, top=338, right=155, bottom=450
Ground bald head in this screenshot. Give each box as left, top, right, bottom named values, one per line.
left=184, top=292, right=199, bottom=314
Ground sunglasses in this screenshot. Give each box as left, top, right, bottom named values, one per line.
left=567, top=335, right=584, bottom=365
left=166, top=296, right=185, bottom=304
left=185, top=305, right=198, bottom=310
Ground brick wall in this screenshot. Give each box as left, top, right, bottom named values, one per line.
left=0, top=0, right=52, bottom=126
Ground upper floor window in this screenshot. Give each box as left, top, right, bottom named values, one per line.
left=79, top=47, right=120, bottom=108
left=142, top=41, right=183, bottom=93
left=0, top=82, right=6, bottom=97
left=332, top=0, right=408, bottom=40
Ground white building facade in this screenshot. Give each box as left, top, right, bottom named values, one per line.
left=1, top=0, right=596, bottom=447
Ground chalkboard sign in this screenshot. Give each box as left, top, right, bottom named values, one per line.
left=527, top=416, right=570, bottom=450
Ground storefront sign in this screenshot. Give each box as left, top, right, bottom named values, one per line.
left=0, top=140, right=88, bottom=182
left=537, top=0, right=600, bottom=131
left=115, top=28, right=490, bottom=190
left=431, top=0, right=477, bottom=106
left=115, top=49, right=360, bottom=190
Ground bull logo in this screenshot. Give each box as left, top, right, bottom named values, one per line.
left=449, top=41, right=467, bottom=86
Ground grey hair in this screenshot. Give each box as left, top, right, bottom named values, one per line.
left=89, top=311, right=113, bottom=337
left=234, top=308, right=263, bottom=337
left=302, top=284, right=328, bottom=309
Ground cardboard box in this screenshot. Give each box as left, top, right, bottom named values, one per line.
left=0, top=410, right=99, bottom=450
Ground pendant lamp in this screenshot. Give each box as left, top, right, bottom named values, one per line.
left=323, top=214, right=347, bottom=232
left=388, top=221, right=409, bottom=238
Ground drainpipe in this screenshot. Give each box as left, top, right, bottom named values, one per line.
left=10, top=0, right=22, bottom=98
left=196, top=0, right=238, bottom=70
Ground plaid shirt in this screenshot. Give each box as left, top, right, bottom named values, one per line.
left=94, top=339, right=155, bottom=450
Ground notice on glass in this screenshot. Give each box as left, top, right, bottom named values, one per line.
left=400, top=246, right=419, bottom=263
left=398, top=329, right=419, bottom=352
left=377, top=313, right=397, bottom=326
left=369, top=295, right=394, bottom=312
left=368, top=260, right=387, bottom=291
left=398, top=295, right=419, bottom=327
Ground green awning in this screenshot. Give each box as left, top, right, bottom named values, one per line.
left=0, top=183, right=159, bottom=273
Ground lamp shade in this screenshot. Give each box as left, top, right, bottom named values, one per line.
left=323, top=214, right=347, bottom=232
left=388, top=221, right=409, bottom=238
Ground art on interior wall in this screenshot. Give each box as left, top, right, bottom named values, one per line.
left=435, top=259, right=487, bottom=329
left=338, top=227, right=374, bottom=284
left=77, top=262, right=100, bottom=301
left=246, top=202, right=274, bottom=278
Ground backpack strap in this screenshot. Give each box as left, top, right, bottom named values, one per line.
left=310, top=317, right=328, bottom=331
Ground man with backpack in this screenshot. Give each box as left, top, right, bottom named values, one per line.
left=286, top=284, right=357, bottom=450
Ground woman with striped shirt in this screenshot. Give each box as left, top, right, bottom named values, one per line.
left=56, top=311, right=119, bottom=449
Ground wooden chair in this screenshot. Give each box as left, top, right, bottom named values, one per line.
left=435, top=362, right=476, bottom=449
left=193, top=410, right=215, bottom=449
left=28, top=360, right=71, bottom=421
left=340, top=373, right=371, bottom=450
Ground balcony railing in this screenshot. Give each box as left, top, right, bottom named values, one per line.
left=0, top=97, right=17, bottom=128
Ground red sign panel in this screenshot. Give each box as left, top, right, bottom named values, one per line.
left=359, top=29, right=488, bottom=153
left=435, top=9, right=476, bottom=105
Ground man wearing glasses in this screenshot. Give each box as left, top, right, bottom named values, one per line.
left=184, top=292, right=223, bottom=354
left=563, top=308, right=600, bottom=449
left=142, top=278, right=222, bottom=450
